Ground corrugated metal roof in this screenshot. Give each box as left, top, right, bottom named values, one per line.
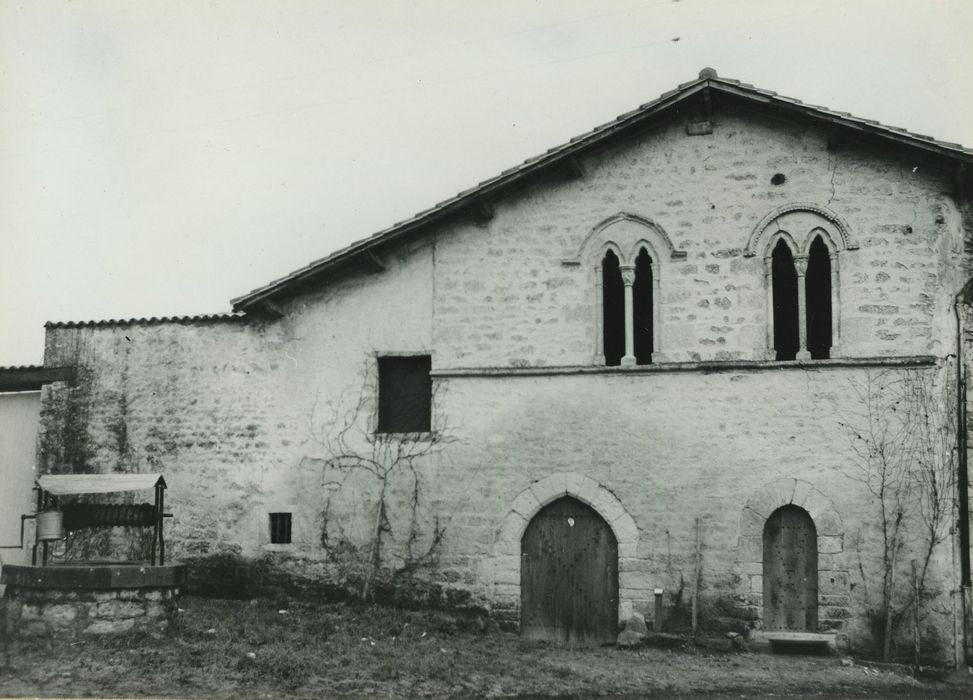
left=37, top=473, right=165, bottom=495
left=232, top=69, right=973, bottom=312
left=45, top=312, right=247, bottom=329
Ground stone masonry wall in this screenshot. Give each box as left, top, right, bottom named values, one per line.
left=2, top=586, right=176, bottom=637
left=41, top=243, right=434, bottom=562
left=432, top=107, right=964, bottom=367
left=36, top=102, right=972, bottom=659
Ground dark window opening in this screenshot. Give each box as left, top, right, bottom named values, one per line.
left=805, top=236, right=832, bottom=360
left=633, top=248, right=653, bottom=365
left=602, top=250, right=625, bottom=366
left=377, top=355, right=432, bottom=433
left=772, top=240, right=799, bottom=361
left=269, top=512, right=292, bottom=544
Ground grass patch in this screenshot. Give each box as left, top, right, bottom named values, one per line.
left=0, top=596, right=966, bottom=698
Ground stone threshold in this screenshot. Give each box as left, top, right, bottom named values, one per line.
left=433, top=355, right=938, bottom=378
left=751, top=630, right=839, bottom=652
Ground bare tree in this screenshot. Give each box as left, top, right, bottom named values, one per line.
left=306, top=359, right=452, bottom=600
left=837, top=362, right=956, bottom=660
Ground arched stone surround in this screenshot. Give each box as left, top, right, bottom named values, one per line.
left=485, top=472, right=639, bottom=623
left=736, top=478, right=850, bottom=632
left=747, top=204, right=857, bottom=360
left=565, top=213, right=687, bottom=365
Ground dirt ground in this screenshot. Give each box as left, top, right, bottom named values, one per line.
left=1, top=596, right=971, bottom=699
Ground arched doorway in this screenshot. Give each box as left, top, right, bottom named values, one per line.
left=763, top=504, right=818, bottom=631
left=520, top=496, right=618, bottom=644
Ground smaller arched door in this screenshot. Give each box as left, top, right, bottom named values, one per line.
left=521, top=497, right=618, bottom=644
left=763, top=505, right=818, bottom=631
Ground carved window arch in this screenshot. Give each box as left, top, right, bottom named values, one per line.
left=747, top=205, right=856, bottom=360
left=570, top=214, right=686, bottom=365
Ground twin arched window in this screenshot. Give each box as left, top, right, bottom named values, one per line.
left=770, top=235, right=833, bottom=360
left=754, top=204, right=852, bottom=361
left=602, top=248, right=653, bottom=366
left=574, top=214, right=680, bottom=367
left=577, top=206, right=853, bottom=366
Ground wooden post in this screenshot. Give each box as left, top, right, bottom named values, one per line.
left=654, top=588, right=664, bottom=633
left=692, top=517, right=701, bottom=634
left=913, top=560, right=921, bottom=677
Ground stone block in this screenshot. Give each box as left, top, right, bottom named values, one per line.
left=21, top=603, right=41, bottom=620
left=819, top=571, right=850, bottom=594
left=737, top=507, right=766, bottom=537
left=536, top=473, right=570, bottom=502
left=84, top=618, right=136, bottom=634
left=619, top=572, right=653, bottom=591
left=492, top=557, right=520, bottom=585
left=495, top=512, right=527, bottom=547
left=818, top=535, right=843, bottom=554
left=612, top=513, right=639, bottom=548
left=622, top=613, right=648, bottom=635
left=790, top=480, right=815, bottom=507
left=23, top=621, right=48, bottom=637
left=748, top=479, right=797, bottom=516
left=563, top=472, right=587, bottom=497
left=737, top=536, right=762, bottom=561
left=145, top=603, right=168, bottom=619
left=97, top=600, right=146, bottom=618
left=511, top=488, right=541, bottom=519
left=749, top=574, right=762, bottom=593
left=42, top=604, right=78, bottom=629
left=819, top=594, right=851, bottom=607
left=573, top=476, right=603, bottom=506
left=737, top=561, right=762, bottom=576
left=493, top=583, right=519, bottom=599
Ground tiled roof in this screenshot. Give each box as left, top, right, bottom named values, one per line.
left=0, top=365, right=74, bottom=390
left=45, top=312, right=247, bottom=329
left=232, top=68, right=973, bottom=312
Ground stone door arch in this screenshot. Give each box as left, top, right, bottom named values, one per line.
left=737, top=478, right=848, bottom=632
left=488, top=473, right=638, bottom=626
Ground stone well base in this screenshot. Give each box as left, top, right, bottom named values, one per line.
left=1, top=563, right=185, bottom=637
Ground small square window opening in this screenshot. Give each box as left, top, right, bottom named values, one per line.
left=269, top=512, right=292, bottom=544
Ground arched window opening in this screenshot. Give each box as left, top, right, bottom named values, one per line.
left=805, top=236, right=832, bottom=360
left=772, top=240, right=799, bottom=361
left=633, top=248, right=653, bottom=365
left=602, top=250, right=625, bottom=366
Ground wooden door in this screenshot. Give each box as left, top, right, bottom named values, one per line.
left=521, top=497, right=618, bottom=644
left=762, top=505, right=818, bottom=631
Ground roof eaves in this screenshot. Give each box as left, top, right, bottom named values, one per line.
left=233, top=72, right=973, bottom=311
left=45, top=312, right=247, bottom=330
left=232, top=79, right=709, bottom=311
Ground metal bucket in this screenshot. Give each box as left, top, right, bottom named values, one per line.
left=37, top=510, right=64, bottom=541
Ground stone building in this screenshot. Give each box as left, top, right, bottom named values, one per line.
left=25, top=70, right=973, bottom=658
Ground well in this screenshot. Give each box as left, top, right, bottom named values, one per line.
left=0, top=472, right=182, bottom=638
left=1, top=563, right=185, bottom=636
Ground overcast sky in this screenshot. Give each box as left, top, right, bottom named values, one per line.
left=1, top=0, right=971, bottom=366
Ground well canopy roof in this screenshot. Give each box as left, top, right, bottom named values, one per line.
left=37, top=473, right=166, bottom=496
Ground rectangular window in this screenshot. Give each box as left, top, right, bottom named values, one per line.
left=377, top=355, right=432, bottom=433
left=269, top=512, right=292, bottom=544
